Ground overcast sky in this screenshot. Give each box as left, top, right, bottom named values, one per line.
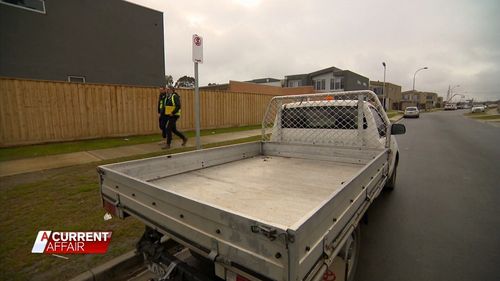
left=127, top=0, right=500, bottom=101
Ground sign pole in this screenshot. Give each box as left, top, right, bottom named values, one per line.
left=194, top=61, right=200, bottom=149
left=192, top=34, right=203, bottom=150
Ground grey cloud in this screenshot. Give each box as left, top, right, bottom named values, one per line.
left=129, top=0, right=500, bottom=101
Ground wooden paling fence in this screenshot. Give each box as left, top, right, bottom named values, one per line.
left=0, top=78, right=275, bottom=147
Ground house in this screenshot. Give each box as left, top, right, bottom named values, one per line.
left=0, top=0, right=165, bottom=86
left=437, top=97, right=444, bottom=108
left=200, top=80, right=314, bottom=96
left=284, top=66, right=369, bottom=92
left=369, top=81, right=402, bottom=110
left=401, top=90, right=440, bottom=110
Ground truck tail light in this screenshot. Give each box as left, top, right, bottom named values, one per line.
left=226, top=270, right=250, bottom=281
left=103, top=199, right=117, bottom=216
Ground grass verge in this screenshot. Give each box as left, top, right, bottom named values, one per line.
left=469, top=114, right=500, bottom=120
left=463, top=112, right=487, bottom=117
left=0, top=136, right=260, bottom=281
left=0, top=125, right=261, bottom=162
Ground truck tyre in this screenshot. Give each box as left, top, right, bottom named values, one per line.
left=342, top=225, right=361, bottom=281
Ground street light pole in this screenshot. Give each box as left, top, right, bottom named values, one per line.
left=412, top=66, right=428, bottom=91
left=382, top=62, right=386, bottom=110
left=412, top=66, right=428, bottom=108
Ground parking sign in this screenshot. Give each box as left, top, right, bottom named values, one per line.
left=192, top=34, right=203, bottom=63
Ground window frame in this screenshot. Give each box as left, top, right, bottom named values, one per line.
left=0, top=0, right=46, bottom=14
left=369, top=106, right=386, bottom=138
left=67, top=76, right=86, bottom=83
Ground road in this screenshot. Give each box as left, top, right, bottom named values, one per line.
left=356, top=110, right=500, bottom=281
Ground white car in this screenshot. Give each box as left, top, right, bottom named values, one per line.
left=444, top=103, right=457, bottom=110
left=404, top=106, right=420, bottom=118
left=471, top=105, right=486, bottom=113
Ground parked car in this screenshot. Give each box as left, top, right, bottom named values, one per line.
left=404, top=106, right=420, bottom=118
left=471, top=105, right=486, bottom=113
left=444, top=103, right=457, bottom=110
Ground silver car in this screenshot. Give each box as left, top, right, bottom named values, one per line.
left=404, top=106, right=420, bottom=118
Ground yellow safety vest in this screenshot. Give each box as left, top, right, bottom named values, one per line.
left=165, top=94, right=181, bottom=116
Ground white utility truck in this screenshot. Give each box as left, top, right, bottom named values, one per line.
left=98, top=91, right=406, bottom=281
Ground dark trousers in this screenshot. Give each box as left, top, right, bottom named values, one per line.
left=159, top=115, right=168, bottom=138
left=166, top=115, right=186, bottom=145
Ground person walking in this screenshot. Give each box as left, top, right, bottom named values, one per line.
left=157, top=86, right=168, bottom=145
left=163, top=85, right=188, bottom=149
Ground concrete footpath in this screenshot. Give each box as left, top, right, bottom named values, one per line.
left=0, top=129, right=262, bottom=177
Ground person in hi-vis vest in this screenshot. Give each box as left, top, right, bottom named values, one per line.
left=162, top=85, right=188, bottom=149
left=157, top=86, right=168, bottom=145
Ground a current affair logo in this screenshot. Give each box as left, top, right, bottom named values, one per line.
left=31, top=231, right=112, bottom=254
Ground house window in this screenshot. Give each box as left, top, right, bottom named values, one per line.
left=0, top=0, right=46, bottom=14
left=403, top=94, right=409, bottom=100
left=373, top=87, right=383, bottom=95
left=314, top=79, right=326, bottom=90
left=413, top=95, right=418, bottom=101
left=427, top=95, right=433, bottom=100
left=68, top=76, right=86, bottom=83
left=331, top=77, right=344, bottom=90
left=288, top=80, right=300, bottom=87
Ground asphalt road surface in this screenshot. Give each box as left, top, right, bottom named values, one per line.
left=356, top=110, right=500, bottom=281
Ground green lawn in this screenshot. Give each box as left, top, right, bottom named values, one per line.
left=0, top=135, right=260, bottom=281
left=386, top=110, right=403, bottom=119
left=470, top=114, right=500, bottom=120
left=463, top=112, right=487, bottom=117
left=0, top=125, right=261, bottom=162
left=386, top=112, right=401, bottom=119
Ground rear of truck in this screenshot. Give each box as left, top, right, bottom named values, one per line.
left=98, top=91, right=402, bottom=281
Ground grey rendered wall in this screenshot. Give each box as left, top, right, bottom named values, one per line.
left=343, top=71, right=369, bottom=91
left=0, top=0, right=165, bottom=86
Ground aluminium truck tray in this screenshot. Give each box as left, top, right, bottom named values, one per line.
left=99, top=142, right=388, bottom=280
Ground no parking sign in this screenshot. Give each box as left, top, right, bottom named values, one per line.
left=192, top=34, right=203, bottom=63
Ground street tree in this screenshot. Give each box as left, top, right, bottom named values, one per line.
left=176, top=76, right=195, bottom=88
left=165, top=75, right=174, bottom=86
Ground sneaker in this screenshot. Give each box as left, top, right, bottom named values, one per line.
left=182, top=138, right=188, bottom=146
left=158, top=140, right=166, bottom=145
left=162, top=144, right=171, bottom=150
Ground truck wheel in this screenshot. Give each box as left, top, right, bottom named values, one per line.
left=342, top=225, right=361, bottom=281
left=384, top=164, right=397, bottom=190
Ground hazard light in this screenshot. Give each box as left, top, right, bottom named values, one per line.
left=102, top=199, right=117, bottom=216
left=226, top=270, right=250, bottom=281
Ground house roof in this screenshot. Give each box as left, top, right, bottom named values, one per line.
left=285, top=73, right=308, bottom=80
left=308, top=66, right=343, bottom=77
left=245, top=78, right=281, bottom=83
left=402, top=90, right=438, bottom=96
left=369, top=81, right=402, bottom=88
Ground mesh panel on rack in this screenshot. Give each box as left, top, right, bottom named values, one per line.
left=262, top=91, right=389, bottom=148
